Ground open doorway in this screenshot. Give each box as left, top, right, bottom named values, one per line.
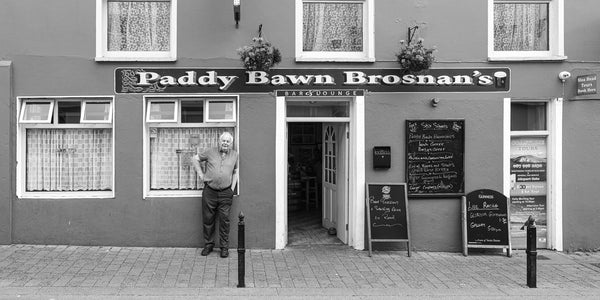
left=287, top=122, right=346, bottom=247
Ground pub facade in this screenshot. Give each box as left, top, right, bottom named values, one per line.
left=0, top=0, right=599, bottom=252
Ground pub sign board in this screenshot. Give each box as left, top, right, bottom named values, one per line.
left=365, top=183, right=411, bottom=257
left=462, top=189, right=511, bottom=256
left=115, top=68, right=510, bottom=94
left=406, top=119, right=465, bottom=197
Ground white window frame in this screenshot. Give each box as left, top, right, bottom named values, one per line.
left=488, top=0, right=565, bottom=61
left=19, top=100, right=55, bottom=124
left=503, top=98, right=563, bottom=251
left=146, top=99, right=178, bottom=123
left=80, top=100, right=113, bottom=124
left=143, top=95, right=239, bottom=198
left=206, top=99, right=237, bottom=123
left=95, top=0, right=178, bottom=62
left=16, top=96, right=116, bottom=199
left=295, top=0, right=375, bottom=62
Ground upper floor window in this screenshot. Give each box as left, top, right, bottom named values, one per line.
left=144, top=96, right=238, bottom=197
left=17, top=97, right=114, bottom=198
left=489, top=0, right=565, bottom=61
left=295, top=0, right=374, bottom=62
left=96, top=0, right=177, bottom=61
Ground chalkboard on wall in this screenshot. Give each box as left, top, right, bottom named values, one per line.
left=462, top=189, right=511, bottom=256
left=366, top=183, right=411, bottom=257
left=406, top=119, right=465, bottom=197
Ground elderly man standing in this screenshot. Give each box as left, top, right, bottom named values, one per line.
left=191, top=132, right=238, bottom=258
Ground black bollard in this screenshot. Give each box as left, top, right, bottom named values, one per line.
left=237, top=211, right=245, bottom=288
left=521, top=215, right=537, bottom=288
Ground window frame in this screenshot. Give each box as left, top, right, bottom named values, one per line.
left=19, top=100, right=55, bottom=124
left=95, top=0, right=178, bottom=62
left=295, top=0, right=375, bottom=62
left=16, top=96, right=116, bottom=199
left=143, top=95, right=239, bottom=198
left=488, top=0, right=565, bottom=61
left=146, top=99, right=178, bottom=123
left=206, top=99, right=237, bottom=123
left=80, top=100, right=113, bottom=123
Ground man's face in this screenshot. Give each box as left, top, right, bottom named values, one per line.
left=220, top=137, right=232, bottom=152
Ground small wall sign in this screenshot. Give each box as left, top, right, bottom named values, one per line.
left=577, top=74, right=597, bottom=96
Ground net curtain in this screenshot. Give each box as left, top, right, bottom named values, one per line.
left=107, top=1, right=171, bottom=51
left=149, top=127, right=233, bottom=190
left=302, top=2, right=363, bottom=52
left=26, top=129, right=113, bottom=192
left=494, top=3, right=549, bottom=51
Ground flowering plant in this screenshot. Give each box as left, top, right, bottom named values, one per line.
left=237, top=37, right=282, bottom=72
left=396, top=38, right=436, bottom=74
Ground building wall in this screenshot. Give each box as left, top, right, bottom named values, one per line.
left=1, top=0, right=600, bottom=250
left=0, top=62, right=13, bottom=244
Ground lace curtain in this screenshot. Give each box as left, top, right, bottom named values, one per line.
left=303, top=2, right=363, bottom=52
left=494, top=3, right=549, bottom=51
left=107, top=1, right=171, bottom=51
left=150, top=127, right=233, bottom=190
left=26, top=129, right=113, bottom=191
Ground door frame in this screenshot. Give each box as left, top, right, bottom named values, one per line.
left=503, top=97, right=563, bottom=251
left=275, top=95, right=365, bottom=249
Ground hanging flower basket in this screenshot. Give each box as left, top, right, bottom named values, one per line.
left=237, top=27, right=281, bottom=72
left=396, top=37, right=436, bottom=74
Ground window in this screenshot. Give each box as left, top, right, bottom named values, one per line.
left=17, top=97, right=114, bottom=198
left=144, top=96, right=238, bottom=197
left=295, top=0, right=374, bottom=62
left=489, top=0, right=565, bottom=61
left=511, top=102, right=547, bottom=131
left=96, top=0, right=177, bottom=61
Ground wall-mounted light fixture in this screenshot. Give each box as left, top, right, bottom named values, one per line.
left=431, top=98, right=440, bottom=107
left=234, top=0, right=241, bottom=28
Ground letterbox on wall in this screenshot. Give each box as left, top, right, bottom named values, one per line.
left=373, top=146, right=391, bottom=169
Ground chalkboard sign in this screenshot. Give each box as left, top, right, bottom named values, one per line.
left=366, top=183, right=411, bottom=256
left=462, top=189, right=511, bottom=256
left=406, top=119, right=465, bottom=197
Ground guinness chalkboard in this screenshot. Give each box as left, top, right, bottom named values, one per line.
left=366, top=183, right=411, bottom=256
left=462, top=189, right=511, bottom=256
left=406, top=119, right=465, bottom=197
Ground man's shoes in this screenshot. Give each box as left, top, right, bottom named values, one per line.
left=201, top=245, right=213, bottom=256
left=220, top=247, right=229, bottom=258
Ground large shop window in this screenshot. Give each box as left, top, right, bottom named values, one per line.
left=17, top=97, right=114, bottom=198
left=295, top=0, right=374, bottom=62
left=488, top=0, right=564, bottom=61
left=95, top=0, right=177, bottom=61
left=144, top=96, right=237, bottom=197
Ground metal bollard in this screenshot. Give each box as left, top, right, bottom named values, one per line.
left=237, top=211, right=246, bottom=288
left=521, top=215, right=537, bottom=288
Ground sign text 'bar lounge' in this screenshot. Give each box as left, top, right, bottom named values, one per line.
left=115, top=68, right=510, bottom=94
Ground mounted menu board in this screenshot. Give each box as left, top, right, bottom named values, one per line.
left=462, top=189, right=511, bottom=256
left=366, top=183, right=411, bottom=257
left=406, top=119, right=465, bottom=197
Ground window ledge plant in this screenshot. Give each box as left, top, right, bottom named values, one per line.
left=237, top=25, right=281, bottom=72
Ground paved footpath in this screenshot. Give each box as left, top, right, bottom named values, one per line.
left=0, top=244, right=599, bottom=299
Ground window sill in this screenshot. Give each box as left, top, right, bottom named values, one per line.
left=144, top=191, right=239, bottom=199
left=95, top=56, right=177, bottom=62
left=295, top=56, right=376, bottom=63
left=18, top=191, right=114, bottom=199
left=488, top=56, right=567, bottom=62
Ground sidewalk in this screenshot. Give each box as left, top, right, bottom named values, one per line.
left=0, top=244, right=599, bottom=299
